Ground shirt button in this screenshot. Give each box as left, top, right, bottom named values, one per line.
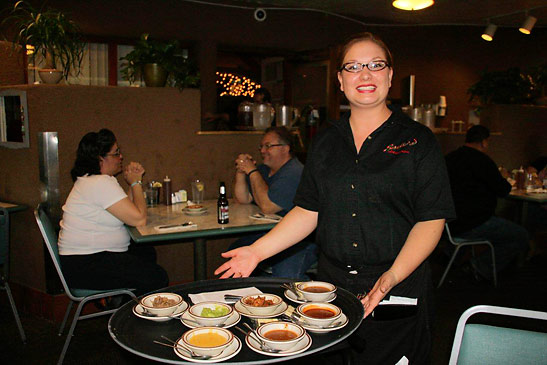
left=355, top=159, right=358, bottom=164
left=351, top=184, right=355, bottom=189
left=352, top=242, right=358, bottom=248
left=352, top=213, right=356, bottom=217
left=367, top=136, right=372, bottom=140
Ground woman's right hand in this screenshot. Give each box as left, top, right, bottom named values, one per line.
left=214, top=246, right=261, bottom=279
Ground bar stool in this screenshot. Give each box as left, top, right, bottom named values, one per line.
left=0, top=206, right=27, bottom=343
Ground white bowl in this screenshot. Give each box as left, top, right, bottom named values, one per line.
left=188, top=301, right=233, bottom=326
left=140, top=292, right=184, bottom=316
left=295, top=281, right=337, bottom=302
left=296, top=302, right=342, bottom=327
left=182, top=327, right=233, bottom=357
left=256, top=321, right=305, bottom=351
left=239, top=294, right=283, bottom=316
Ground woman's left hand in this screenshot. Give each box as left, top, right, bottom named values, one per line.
left=360, top=270, right=398, bottom=318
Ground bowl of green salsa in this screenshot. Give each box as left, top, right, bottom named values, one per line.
left=188, top=301, right=233, bottom=326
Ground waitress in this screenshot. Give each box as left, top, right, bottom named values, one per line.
left=215, top=32, right=455, bottom=363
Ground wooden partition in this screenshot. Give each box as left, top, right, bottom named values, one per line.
left=0, top=85, right=263, bottom=316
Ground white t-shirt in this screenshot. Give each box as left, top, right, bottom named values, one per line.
left=58, top=174, right=130, bottom=255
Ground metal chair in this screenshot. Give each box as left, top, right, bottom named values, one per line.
left=0, top=206, right=27, bottom=343
left=449, top=305, right=547, bottom=364
left=438, top=223, right=497, bottom=288
left=34, top=203, right=136, bottom=364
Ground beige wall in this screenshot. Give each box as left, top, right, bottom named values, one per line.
left=0, top=84, right=264, bottom=292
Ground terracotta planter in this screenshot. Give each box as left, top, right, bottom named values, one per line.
left=143, top=63, right=168, bottom=87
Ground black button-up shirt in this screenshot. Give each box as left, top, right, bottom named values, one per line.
left=294, top=108, right=455, bottom=268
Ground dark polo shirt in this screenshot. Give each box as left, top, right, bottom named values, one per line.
left=294, top=108, right=455, bottom=268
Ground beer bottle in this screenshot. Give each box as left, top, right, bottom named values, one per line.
left=217, top=182, right=229, bottom=224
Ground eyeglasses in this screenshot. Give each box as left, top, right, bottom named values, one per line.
left=340, top=60, right=390, bottom=73
left=258, top=143, right=286, bottom=151
left=106, top=148, right=121, bottom=157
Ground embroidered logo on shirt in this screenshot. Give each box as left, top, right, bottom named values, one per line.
left=383, top=138, right=417, bottom=155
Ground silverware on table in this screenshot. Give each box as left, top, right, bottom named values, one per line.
left=157, top=221, right=194, bottom=229
left=280, top=283, right=306, bottom=301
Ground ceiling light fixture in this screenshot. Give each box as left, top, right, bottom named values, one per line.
left=392, top=0, right=434, bottom=11
left=519, top=15, right=537, bottom=34
left=481, top=23, right=497, bottom=41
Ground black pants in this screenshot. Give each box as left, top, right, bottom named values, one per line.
left=60, top=245, right=169, bottom=296
left=317, top=255, right=433, bottom=365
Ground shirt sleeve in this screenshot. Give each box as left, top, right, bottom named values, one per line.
left=93, top=175, right=128, bottom=209
left=294, top=141, right=320, bottom=212
left=413, top=131, right=456, bottom=222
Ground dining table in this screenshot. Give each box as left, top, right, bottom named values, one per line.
left=127, top=200, right=278, bottom=281
left=506, top=189, right=547, bottom=225
left=108, top=277, right=364, bottom=364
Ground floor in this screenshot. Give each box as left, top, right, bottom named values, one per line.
left=1, top=243, right=546, bottom=365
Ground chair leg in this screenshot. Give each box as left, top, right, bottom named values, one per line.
left=58, top=299, right=87, bottom=365
left=58, top=300, right=74, bottom=336
left=489, top=245, right=497, bottom=287
left=4, top=281, right=26, bottom=343
left=438, top=246, right=462, bottom=288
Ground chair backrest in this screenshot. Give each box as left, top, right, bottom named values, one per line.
left=34, top=203, right=74, bottom=299
left=449, top=305, right=547, bottom=365
left=0, top=207, right=9, bottom=266
left=444, top=223, right=457, bottom=244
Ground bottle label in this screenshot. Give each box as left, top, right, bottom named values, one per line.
left=219, top=206, right=229, bottom=221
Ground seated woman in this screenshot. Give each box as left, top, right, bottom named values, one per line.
left=59, top=129, right=168, bottom=296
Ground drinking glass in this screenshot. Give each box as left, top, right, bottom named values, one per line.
left=144, top=183, right=160, bottom=206
left=191, top=179, right=205, bottom=203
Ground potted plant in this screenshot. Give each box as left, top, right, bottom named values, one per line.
left=2, top=1, right=85, bottom=83
left=120, top=33, right=200, bottom=90
left=467, top=67, right=535, bottom=105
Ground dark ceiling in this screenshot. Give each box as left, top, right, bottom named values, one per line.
left=197, top=0, right=547, bottom=27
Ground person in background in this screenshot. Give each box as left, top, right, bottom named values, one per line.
left=59, top=129, right=169, bottom=296
left=231, top=126, right=317, bottom=280
left=216, top=32, right=455, bottom=363
left=252, top=87, right=271, bottom=104
left=445, top=125, right=529, bottom=279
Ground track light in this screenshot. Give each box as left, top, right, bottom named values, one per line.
left=392, top=0, right=434, bottom=11
left=481, top=23, right=497, bottom=41
left=519, top=15, right=537, bottom=34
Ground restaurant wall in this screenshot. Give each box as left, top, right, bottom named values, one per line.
left=0, top=84, right=263, bottom=299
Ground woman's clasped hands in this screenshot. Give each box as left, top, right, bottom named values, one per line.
left=124, top=162, right=145, bottom=184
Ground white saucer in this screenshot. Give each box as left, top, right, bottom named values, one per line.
left=180, top=309, right=241, bottom=329
left=298, top=312, right=349, bottom=333
left=174, top=336, right=241, bottom=363
left=284, top=289, right=337, bottom=304
left=183, top=207, right=208, bottom=216
left=234, top=300, right=288, bottom=318
left=245, top=332, right=312, bottom=357
left=132, top=302, right=188, bottom=322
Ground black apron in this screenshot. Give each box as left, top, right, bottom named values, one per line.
left=317, top=254, right=433, bottom=365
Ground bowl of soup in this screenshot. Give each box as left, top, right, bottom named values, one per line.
left=140, top=292, right=184, bottom=317
left=256, top=321, right=305, bottom=351
left=188, top=301, right=233, bottom=326
left=239, top=294, right=283, bottom=316
left=296, top=302, right=342, bottom=327
left=295, top=281, right=337, bottom=302
left=182, top=327, right=233, bottom=357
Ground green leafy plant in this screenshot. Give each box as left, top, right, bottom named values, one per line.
left=1, top=1, right=85, bottom=79
left=119, top=33, right=200, bottom=90
left=468, top=67, right=536, bottom=105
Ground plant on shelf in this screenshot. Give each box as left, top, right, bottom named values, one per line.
left=1, top=0, right=85, bottom=82
left=119, top=33, right=200, bottom=90
left=468, top=67, right=537, bottom=105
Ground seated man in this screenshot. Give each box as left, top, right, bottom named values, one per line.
left=231, top=126, right=317, bottom=280
left=445, top=125, right=529, bottom=280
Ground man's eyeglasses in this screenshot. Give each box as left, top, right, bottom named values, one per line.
left=340, top=60, right=390, bottom=73
left=258, top=143, right=287, bottom=151
left=106, top=149, right=121, bottom=157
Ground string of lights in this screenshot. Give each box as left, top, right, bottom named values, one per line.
left=216, top=71, right=261, bottom=97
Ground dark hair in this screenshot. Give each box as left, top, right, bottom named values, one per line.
left=264, top=126, right=294, bottom=156
left=70, top=129, right=117, bottom=181
left=465, top=125, right=490, bottom=143
left=254, top=87, right=271, bottom=103
left=338, top=32, right=394, bottom=69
